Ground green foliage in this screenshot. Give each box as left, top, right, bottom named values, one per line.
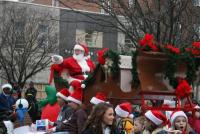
left=131, top=51, right=140, bottom=88
left=104, top=50, right=120, bottom=78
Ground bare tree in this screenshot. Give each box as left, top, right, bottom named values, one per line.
left=58, top=0, right=200, bottom=49
left=0, top=4, right=58, bottom=88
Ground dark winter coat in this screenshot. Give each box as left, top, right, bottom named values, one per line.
left=59, top=108, right=87, bottom=134
left=0, top=93, right=15, bottom=111
left=54, top=105, right=73, bottom=132
left=82, top=127, right=119, bottom=134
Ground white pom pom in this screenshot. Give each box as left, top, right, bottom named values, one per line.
left=81, top=84, right=86, bottom=88
left=128, top=114, right=134, bottom=119
left=16, top=99, right=29, bottom=109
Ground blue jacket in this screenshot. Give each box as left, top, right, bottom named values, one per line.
left=0, top=93, right=15, bottom=111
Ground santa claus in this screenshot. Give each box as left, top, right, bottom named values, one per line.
left=49, top=43, right=95, bottom=92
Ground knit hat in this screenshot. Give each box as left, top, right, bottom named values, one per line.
left=145, top=110, right=167, bottom=126
left=74, top=44, right=89, bottom=55
left=56, top=88, right=70, bottom=101
left=67, top=88, right=82, bottom=105
left=90, top=92, right=106, bottom=105
left=170, top=111, right=188, bottom=125
left=115, top=102, right=134, bottom=118
left=2, top=83, right=12, bottom=90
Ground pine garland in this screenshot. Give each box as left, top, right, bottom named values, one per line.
left=104, top=50, right=120, bottom=78
left=131, top=51, right=140, bottom=88
left=164, top=54, right=179, bottom=88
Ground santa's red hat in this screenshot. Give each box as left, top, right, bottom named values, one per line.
left=170, top=111, right=187, bottom=125
left=115, top=102, right=134, bottom=118
left=67, top=88, right=82, bottom=105
left=90, top=92, right=106, bottom=105
left=74, top=44, right=89, bottom=55
left=145, top=110, right=167, bottom=126
left=56, top=88, right=70, bottom=101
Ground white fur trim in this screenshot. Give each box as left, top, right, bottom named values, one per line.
left=77, top=59, right=90, bottom=72
left=67, top=96, right=82, bottom=105
left=129, top=114, right=134, bottom=119
left=145, top=110, right=163, bottom=126
left=90, top=97, right=105, bottom=105
left=51, top=55, right=63, bottom=64
left=16, top=99, right=29, bottom=109
left=115, top=105, right=129, bottom=118
left=56, top=92, right=68, bottom=101
left=74, top=44, right=85, bottom=51
left=170, top=111, right=187, bottom=125
left=195, top=105, right=200, bottom=109
left=67, top=77, right=82, bottom=84
left=2, top=84, right=12, bottom=90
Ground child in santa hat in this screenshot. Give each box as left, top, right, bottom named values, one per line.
left=54, top=88, right=87, bottom=134
left=144, top=110, right=168, bottom=134
left=169, top=110, right=196, bottom=134
left=47, top=88, right=74, bottom=133
left=90, top=92, right=107, bottom=106
left=115, top=102, right=134, bottom=134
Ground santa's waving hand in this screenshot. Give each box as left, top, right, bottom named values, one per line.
left=49, top=43, right=95, bottom=93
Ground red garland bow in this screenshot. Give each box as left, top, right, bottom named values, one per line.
left=139, top=33, right=158, bottom=51
left=165, top=44, right=180, bottom=54
left=175, top=79, right=192, bottom=98
left=97, top=48, right=109, bottom=65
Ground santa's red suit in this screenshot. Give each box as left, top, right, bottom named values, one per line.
left=49, top=44, right=95, bottom=92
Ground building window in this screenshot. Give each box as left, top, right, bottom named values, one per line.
left=195, top=25, right=200, bottom=37
left=193, top=0, right=200, bottom=6
left=100, top=0, right=111, bottom=14
left=52, top=0, right=59, bottom=7
left=76, top=29, right=103, bottom=48
left=38, top=24, right=48, bottom=47
left=15, top=21, right=25, bottom=48
left=125, top=34, right=136, bottom=51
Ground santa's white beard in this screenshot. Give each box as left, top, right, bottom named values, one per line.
left=73, top=53, right=84, bottom=61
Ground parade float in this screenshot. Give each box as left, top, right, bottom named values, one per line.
left=52, top=33, right=200, bottom=114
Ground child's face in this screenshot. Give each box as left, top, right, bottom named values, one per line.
left=134, top=120, right=144, bottom=133
left=174, top=116, right=187, bottom=131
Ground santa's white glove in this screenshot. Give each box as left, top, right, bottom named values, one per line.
left=48, top=120, right=54, bottom=126
left=51, top=55, right=63, bottom=64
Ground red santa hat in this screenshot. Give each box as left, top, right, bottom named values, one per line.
left=145, top=110, right=167, bottom=126
left=56, top=88, right=70, bottom=101
left=74, top=43, right=89, bottom=55
left=170, top=111, right=188, bottom=125
left=115, top=102, right=134, bottom=118
left=67, top=88, right=82, bottom=105
left=90, top=92, right=106, bottom=105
